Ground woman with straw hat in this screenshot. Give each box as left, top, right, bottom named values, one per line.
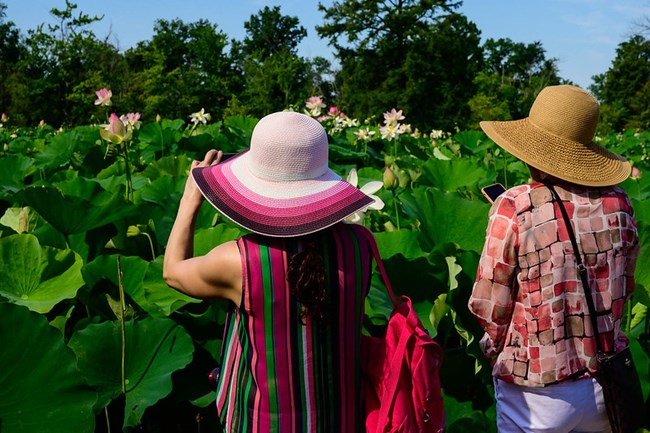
left=468, top=85, right=639, bottom=432
left=163, top=111, right=378, bottom=432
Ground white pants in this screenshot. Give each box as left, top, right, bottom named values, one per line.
left=494, top=377, right=611, bottom=433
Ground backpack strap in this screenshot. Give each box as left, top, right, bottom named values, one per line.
left=357, top=227, right=418, bottom=432
left=357, top=227, right=398, bottom=307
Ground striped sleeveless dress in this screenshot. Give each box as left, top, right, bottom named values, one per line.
left=214, top=223, right=373, bottom=433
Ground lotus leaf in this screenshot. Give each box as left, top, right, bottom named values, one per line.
left=83, top=254, right=198, bottom=317
left=401, top=187, right=489, bottom=253
left=0, top=154, right=35, bottom=198
left=0, top=303, right=97, bottom=433
left=142, top=155, right=193, bottom=179
left=634, top=220, right=650, bottom=289
left=0, top=234, right=84, bottom=313
left=17, top=177, right=137, bottom=235
left=33, top=127, right=98, bottom=170
left=137, top=175, right=185, bottom=206
left=137, top=121, right=183, bottom=150
left=68, top=317, right=194, bottom=428
left=193, top=224, right=243, bottom=256
left=420, top=157, right=488, bottom=192
left=374, top=229, right=424, bottom=260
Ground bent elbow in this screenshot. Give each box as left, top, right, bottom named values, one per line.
left=162, top=263, right=180, bottom=290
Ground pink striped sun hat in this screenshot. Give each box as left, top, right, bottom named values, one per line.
left=191, top=111, right=375, bottom=237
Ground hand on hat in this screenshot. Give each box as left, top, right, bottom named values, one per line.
left=181, top=149, right=223, bottom=211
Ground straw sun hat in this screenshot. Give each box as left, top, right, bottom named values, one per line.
left=191, top=111, right=375, bottom=237
left=480, top=85, right=631, bottom=186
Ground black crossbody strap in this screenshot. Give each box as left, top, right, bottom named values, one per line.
left=543, top=180, right=604, bottom=355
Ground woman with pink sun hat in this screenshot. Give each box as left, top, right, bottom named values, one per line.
left=164, top=111, right=378, bottom=432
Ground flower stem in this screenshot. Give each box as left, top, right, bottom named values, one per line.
left=392, top=190, right=401, bottom=230
left=143, top=232, right=156, bottom=260
left=122, top=147, right=133, bottom=202
left=117, top=256, right=127, bottom=395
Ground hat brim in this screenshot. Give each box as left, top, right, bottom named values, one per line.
left=480, top=119, right=631, bottom=187
left=192, top=152, right=375, bottom=237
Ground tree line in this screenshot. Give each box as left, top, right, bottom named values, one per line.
left=0, top=0, right=648, bottom=133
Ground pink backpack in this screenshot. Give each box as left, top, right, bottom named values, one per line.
left=361, top=232, right=445, bottom=433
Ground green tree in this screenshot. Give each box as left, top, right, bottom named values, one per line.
left=0, top=2, right=25, bottom=120
left=468, top=37, right=562, bottom=128
left=317, top=0, right=483, bottom=131
left=232, top=6, right=325, bottom=117
left=9, top=0, right=125, bottom=126
left=591, top=34, right=650, bottom=132
left=124, top=18, right=236, bottom=121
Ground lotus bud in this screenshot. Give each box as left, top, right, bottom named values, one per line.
left=99, top=113, right=130, bottom=145
left=127, top=225, right=141, bottom=237
left=383, top=167, right=398, bottom=191
left=631, top=166, right=642, bottom=180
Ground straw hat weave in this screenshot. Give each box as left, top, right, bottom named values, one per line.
left=480, top=85, right=631, bottom=186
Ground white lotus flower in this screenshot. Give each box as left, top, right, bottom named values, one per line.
left=344, top=168, right=385, bottom=224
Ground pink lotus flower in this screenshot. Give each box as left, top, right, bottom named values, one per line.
left=306, top=96, right=326, bottom=117
left=120, top=112, right=142, bottom=129
left=100, top=113, right=130, bottom=144
left=1, top=113, right=7, bottom=123
left=94, top=88, right=113, bottom=106
left=631, top=166, right=642, bottom=180
left=383, top=108, right=405, bottom=126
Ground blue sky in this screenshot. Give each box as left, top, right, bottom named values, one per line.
left=2, top=0, right=649, bottom=89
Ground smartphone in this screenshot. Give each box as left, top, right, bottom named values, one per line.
left=481, top=183, right=506, bottom=203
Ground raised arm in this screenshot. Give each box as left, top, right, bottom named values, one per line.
left=163, top=150, right=242, bottom=305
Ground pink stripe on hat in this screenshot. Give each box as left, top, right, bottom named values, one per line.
left=192, top=111, right=375, bottom=237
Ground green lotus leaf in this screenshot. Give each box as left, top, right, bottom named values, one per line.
left=67, top=317, right=194, bottom=428
left=374, top=229, right=425, bottom=260
left=634, top=220, right=650, bottom=290
left=137, top=175, right=185, bottom=206
left=0, top=234, right=84, bottom=313
left=401, top=186, right=489, bottom=253
left=0, top=154, right=35, bottom=197
left=16, top=177, right=137, bottom=235
left=420, top=157, right=488, bottom=192
left=142, top=155, right=193, bottom=179
left=83, top=254, right=198, bottom=317
left=137, top=120, right=183, bottom=150
left=33, top=127, right=99, bottom=170
left=0, top=303, right=97, bottom=433
left=194, top=224, right=243, bottom=256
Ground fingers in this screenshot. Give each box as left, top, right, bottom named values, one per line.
left=203, top=149, right=219, bottom=165
left=192, top=150, right=222, bottom=168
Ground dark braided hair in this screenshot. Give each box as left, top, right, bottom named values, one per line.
left=287, top=237, right=328, bottom=323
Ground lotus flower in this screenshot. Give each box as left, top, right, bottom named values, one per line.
left=306, top=96, right=326, bottom=117
left=383, top=108, right=405, bottom=126
left=94, top=88, right=113, bottom=106
left=344, top=168, right=385, bottom=224
left=120, top=112, right=142, bottom=129
left=189, top=108, right=211, bottom=125
left=100, top=113, right=130, bottom=144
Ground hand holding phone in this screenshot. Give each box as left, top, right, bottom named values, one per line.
left=481, top=183, right=506, bottom=204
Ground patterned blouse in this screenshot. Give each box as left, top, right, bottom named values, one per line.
left=214, top=223, right=373, bottom=432
left=468, top=182, right=639, bottom=387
